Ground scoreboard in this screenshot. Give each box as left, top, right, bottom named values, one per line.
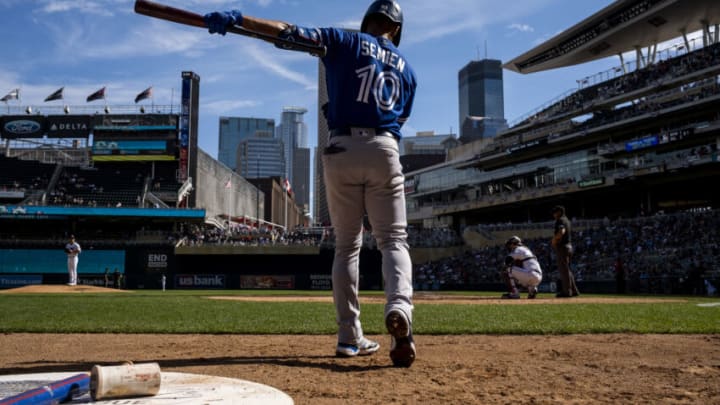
left=91, top=114, right=178, bottom=162
left=1, top=113, right=179, bottom=162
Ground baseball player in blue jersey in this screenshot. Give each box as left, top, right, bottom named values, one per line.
left=205, top=0, right=417, bottom=367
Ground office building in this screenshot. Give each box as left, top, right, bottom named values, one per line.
left=314, top=61, right=331, bottom=225
left=237, top=132, right=285, bottom=179
left=218, top=117, right=275, bottom=171
left=276, top=107, right=309, bottom=208
left=458, top=59, right=508, bottom=143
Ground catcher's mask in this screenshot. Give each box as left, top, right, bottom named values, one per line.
left=505, top=236, right=522, bottom=250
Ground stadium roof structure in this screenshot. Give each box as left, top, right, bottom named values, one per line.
left=504, top=0, right=720, bottom=74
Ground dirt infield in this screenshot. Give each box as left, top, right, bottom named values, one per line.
left=1, top=285, right=719, bottom=404
left=209, top=293, right=688, bottom=305
left=0, top=284, right=130, bottom=294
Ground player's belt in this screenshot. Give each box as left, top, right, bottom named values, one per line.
left=330, top=127, right=398, bottom=140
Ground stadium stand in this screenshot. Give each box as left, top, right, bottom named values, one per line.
left=416, top=210, right=720, bottom=295
left=0, top=155, right=53, bottom=199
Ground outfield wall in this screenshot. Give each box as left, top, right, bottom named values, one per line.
left=195, top=149, right=263, bottom=220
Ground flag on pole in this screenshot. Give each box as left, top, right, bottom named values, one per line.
left=86, top=86, right=106, bottom=102
left=283, top=178, right=292, bottom=194
left=44, top=87, right=64, bottom=102
left=134, top=86, right=153, bottom=103
left=1, top=88, right=19, bottom=103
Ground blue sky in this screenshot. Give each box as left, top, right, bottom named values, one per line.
left=1, top=0, right=643, bottom=160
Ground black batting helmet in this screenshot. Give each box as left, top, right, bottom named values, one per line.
left=505, top=236, right=522, bottom=249
left=361, top=0, right=403, bottom=46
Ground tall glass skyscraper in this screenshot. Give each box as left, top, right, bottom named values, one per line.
left=237, top=132, right=285, bottom=179
left=458, top=59, right=507, bottom=143
left=218, top=117, right=275, bottom=171
left=276, top=107, right=308, bottom=179
left=277, top=107, right=310, bottom=211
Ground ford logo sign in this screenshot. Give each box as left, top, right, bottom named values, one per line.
left=4, top=120, right=42, bottom=135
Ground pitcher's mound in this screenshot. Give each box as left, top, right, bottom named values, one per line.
left=0, top=372, right=293, bottom=404
left=0, top=284, right=131, bottom=294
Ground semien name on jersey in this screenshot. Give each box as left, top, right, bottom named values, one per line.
left=360, top=40, right=406, bottom=73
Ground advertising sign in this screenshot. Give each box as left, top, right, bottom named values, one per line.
left=0, top=275, right=43, bottom=289
left=1, top=116, right=45, bottom=139
left=175, top=274, right=226, bottom=289
left=45, top=115, right=92, bottom=138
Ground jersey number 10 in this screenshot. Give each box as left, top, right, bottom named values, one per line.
left=355, top=64, right=401, bottom=112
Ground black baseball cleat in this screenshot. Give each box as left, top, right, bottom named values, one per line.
left=385, top=310, right=416, bottom=368
left=527, top=287, right=538, bottom=299
left=501, top=292, right=520, bottom=299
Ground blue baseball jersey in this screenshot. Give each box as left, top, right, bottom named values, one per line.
left=308, top=27, right=417, bottom=139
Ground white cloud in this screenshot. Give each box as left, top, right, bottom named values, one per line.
left=243, top=42, right=318, bottom=91
left=202, top=99, right=261, bottom=115
left=40, top=0, right=114, bottom=16
left=401, top=0, right=555, bottom=43
left=43, top=19, right=210, bottom=59
left=508, top=23, right=534, bottom=33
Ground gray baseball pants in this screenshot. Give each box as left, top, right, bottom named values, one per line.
left=322, top=131, right=414, bottom=344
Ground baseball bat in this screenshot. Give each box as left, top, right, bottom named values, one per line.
left=134, top=0, right=327, bottom=57
left=0, top=373, right=90, bottom=405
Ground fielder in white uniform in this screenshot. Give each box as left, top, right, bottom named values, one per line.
left=65, top=235, right=81, bottom=286
left=501, top=236, right=542, bottom=299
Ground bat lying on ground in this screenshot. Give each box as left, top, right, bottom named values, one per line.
left=134, top=0, right=327, bottom=57
left=0, top=363, right=161, bottom=404
left=0, top=373, right=90, bottom=405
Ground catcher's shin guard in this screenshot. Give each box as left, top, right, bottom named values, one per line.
left=501, top=266, right=518, bottom=294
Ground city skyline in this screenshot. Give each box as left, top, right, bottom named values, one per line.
left=1, top=0, right=636, bottom=161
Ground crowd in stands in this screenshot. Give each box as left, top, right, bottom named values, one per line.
left=415, top=209, right=720, bottom=295
left=519, top=41, right=720, bottom=126
left=407, top=226, right=465, bottom=248
left=0, top=156, right=176, bottom=208
left=175, top=223, right=325, bottom=247
left=174, top=223, right=465, bottom=250
left=0, top=156, right=53, bottom=195
left=48, top=167, right=146, bottom=208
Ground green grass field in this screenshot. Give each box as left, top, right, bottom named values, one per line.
left=1, top=290, right=718, bottom=334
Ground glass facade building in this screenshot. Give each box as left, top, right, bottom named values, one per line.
left=237, top=133, right=285, bottom=179
left=277, top=107, right=309, bottom=209
left=218, top=117, right=275, bottom=171
left=458, top=59, right=507, bottom=143
left=276, top=107, right=308, bottom=180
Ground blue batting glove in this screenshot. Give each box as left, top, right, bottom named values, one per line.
left=204, top=10, right=243, bottom=36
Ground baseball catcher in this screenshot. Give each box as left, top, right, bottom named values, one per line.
left=501, top=236, right=542, bottom=299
